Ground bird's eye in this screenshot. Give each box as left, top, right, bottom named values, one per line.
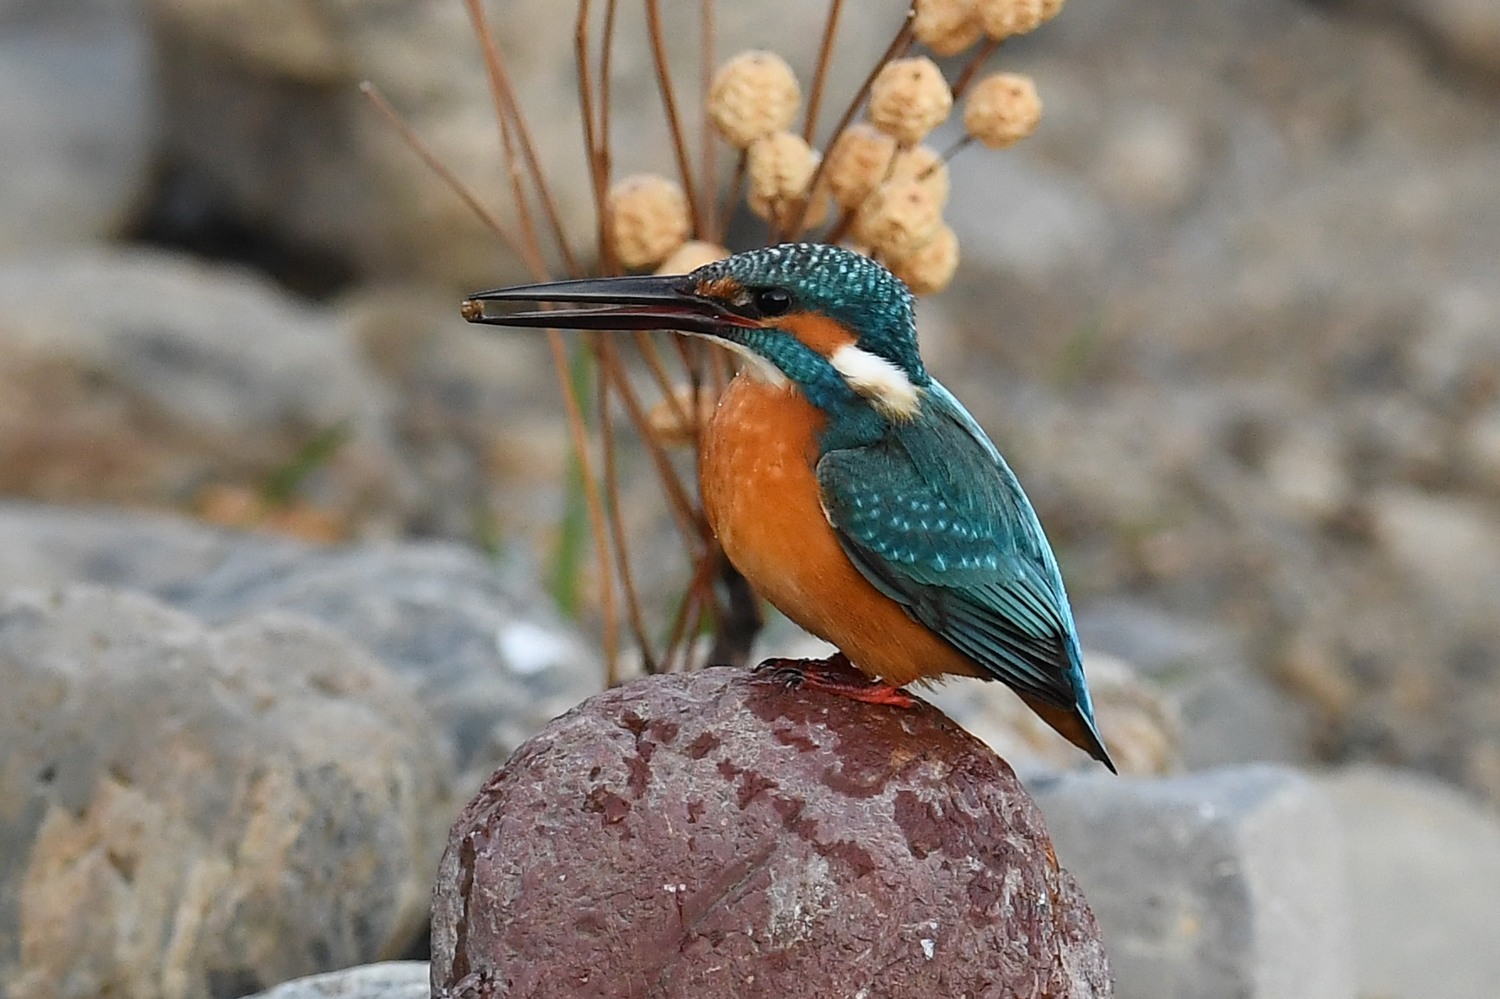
left=752, top=287, right=792, bottom=317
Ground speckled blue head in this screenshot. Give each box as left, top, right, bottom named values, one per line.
left=687, top=243, right=928, bottom=389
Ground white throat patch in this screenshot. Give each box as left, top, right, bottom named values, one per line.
left=829, top=343, right=920, bottom=418
left=691, top=333, right=790, bottom=388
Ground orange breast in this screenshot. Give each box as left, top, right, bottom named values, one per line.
left=698, top=374, right=982, bottom=687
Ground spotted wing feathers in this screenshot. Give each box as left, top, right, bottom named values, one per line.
left=816, top=381, right=1084, bottom=711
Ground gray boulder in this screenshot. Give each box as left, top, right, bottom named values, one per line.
left=0, top=502, right=601, bottom=796
left=1322, top=766, right=1500, bottom=999
left=246, top=962, right=431, bottom=999
left=0, top=585, right=449, bottom=999
left=0, top=0, right=155, bottom=248
left=175, top=539, right=603, bottom=794
left=1031, top=765, right=1355, bottom=999
left=0, top=249, right=412, bottom=516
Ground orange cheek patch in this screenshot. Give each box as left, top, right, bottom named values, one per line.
left=777, top=311, right=857, bottom=357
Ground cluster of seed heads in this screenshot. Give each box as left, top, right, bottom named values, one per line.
left=603, top=0, right=1062, bottom=297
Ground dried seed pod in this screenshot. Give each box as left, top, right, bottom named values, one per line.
left=867, top=57, right=953, bottom=145
left=747, top=131, right=825, bottom=227
left=913, top=0, right=983, bottom=57
left=706, top=51, right=801, bottom=149
left=964, top=72, right=1042, bottom=148
left=976, top=0, right=1044, bottom=38
left=647, top=384, right=719, bottom=448
left=656, top=240, right=731, bottom=276
left=887, top=223, right=959, bottom=295
left=854, top=178, right=943, bottom=259
left=824, top=123, right=898, bottom=210
left=607, top=174, right=690, bottom=269
left=889, top=144, right=950, bottom=208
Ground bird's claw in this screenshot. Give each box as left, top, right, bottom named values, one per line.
left=750, top=655, right=917, bottom=708
left=752, top=658, right=807, bottom=691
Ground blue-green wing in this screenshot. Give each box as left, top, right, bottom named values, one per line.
left=816, top=380, right=1086, bottom=711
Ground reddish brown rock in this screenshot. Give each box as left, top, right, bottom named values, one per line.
left=431, top=666, right=1111, bottom=998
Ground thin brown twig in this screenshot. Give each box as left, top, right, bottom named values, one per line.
left=493, top=82, right=549, bottom=279
left=718, top=152, right=747, bottom=240
left=595, top=345, right=657, bottom=674
left=462, top=0, right=583, bottom=277
left=598, top=0, right=620, bottom=268
left=661, top=542, right=721, bottom=670
left=546, top=329, right=621, bottom=678
left=791, top=15, right=914, bottom=232
left=699, top=0, right=718, bottom=241
left=594, top=348, right=710, bottom=545
left=643, top=0, right=703, bottom=235
left=802, top=0, right=845, bottom=143
left=360, top=82, right=528, bottom=265
left=632, top=331, right=693, bottom=428
left=660, top=569, right=700, bottom=673
left=951, top=36, right=1001, bottom=99
left=577, top=2, right=616, bottom=274
left=936, top=133, right=973, bottom=166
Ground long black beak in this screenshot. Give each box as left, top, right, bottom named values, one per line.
left=461, top=274, right=754, bottom=337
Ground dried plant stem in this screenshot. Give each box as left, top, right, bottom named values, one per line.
left=360, top=83, right=531, bottom=266
left=463, top=0, right=582, bottom=276
left=577, top=1, right=617, bottom=273
left=547, top=330, right=621, bottom=678
left=661, top=551, right=714, bottom=672
left=951, top=37, right=1002, bottom=99
left=644, top=0, right=704, bottom=235
left=792, top=16, right=914, bottom=232
left=594, top=349, right=709, bottom=546
left=361, top=84, right=622, bottom=671
left=632, top=331, right=694, bottom=428
left=718, top=152, right=747, bottom=240
left=599, top=0, right=620, bottom=251
left=595, top=351, right=657, bottom=673
left=937, top=134, right=973, bottom=166
left=802, top=0, right=845, bottom=143
left=699, top=0, right=718, bottom=241
left=493, top=86, right=549, bottom=278
left=709, top=552, right=763, bottom=667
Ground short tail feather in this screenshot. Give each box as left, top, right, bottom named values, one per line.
left=1017, top=692, right=1117, bottom=773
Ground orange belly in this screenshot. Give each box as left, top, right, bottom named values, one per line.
left=699, top=374, right=982, bottom=687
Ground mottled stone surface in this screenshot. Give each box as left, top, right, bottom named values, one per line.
left=1031, top=766, right=1354, bottom=999
left=432, top=667, right=1111, bottom=998
left=0, top=585, right=449, bottom=999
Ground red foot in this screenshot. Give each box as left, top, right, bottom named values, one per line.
left=753, top=653, right=917, bottom=708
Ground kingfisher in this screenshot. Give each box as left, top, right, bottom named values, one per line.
left=463, top=243, right=1114, bottom=771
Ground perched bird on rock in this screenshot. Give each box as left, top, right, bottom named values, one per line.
left=463, top=243, right=1114, bottom=771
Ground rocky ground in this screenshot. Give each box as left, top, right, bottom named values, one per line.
left=2, top=0, right=1499, bottom=996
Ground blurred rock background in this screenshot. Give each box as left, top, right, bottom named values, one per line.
left=2, top=0, right=1499, bottom=997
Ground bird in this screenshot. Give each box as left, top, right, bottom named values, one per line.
left=463, top=243, right=1114, bottom=771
